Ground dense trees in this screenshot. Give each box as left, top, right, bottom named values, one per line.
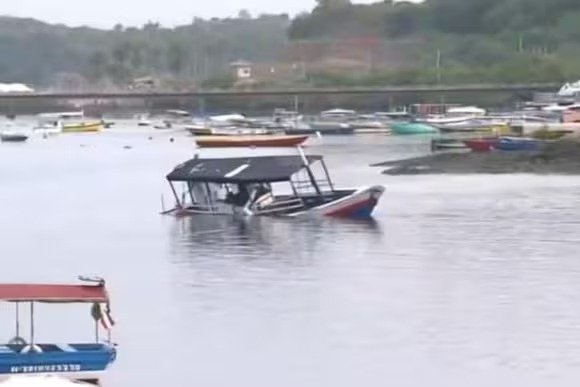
left=288, top=0, right=580, bottom=85
left=0, top=14, right=289, bottom=88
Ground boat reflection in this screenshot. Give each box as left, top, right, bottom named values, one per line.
left=167, top=215, right=383, bottom=266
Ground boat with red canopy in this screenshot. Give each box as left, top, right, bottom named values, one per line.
left=0, top=277, right=117, bottom=385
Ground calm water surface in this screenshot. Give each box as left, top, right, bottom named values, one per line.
left=1, top=126, right=580, bottom=387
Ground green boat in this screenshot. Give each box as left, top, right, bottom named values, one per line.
left=390, top=122, right=439, bottom=135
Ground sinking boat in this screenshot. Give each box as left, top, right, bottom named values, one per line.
left=164, top=152, right=385, bottom=219
left=194, top=135, right=308, bottom=148
left=0, top=277, right=117, bottom=385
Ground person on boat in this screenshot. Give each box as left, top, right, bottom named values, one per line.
left=225, top=184, right=250, bottom=207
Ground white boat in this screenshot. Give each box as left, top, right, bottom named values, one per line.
left=557, top=80, right=580, bottom=97
left=320, top=108, right=357, bottom=119
left=1, top=122, right=31, bottom=142
left=135, top=114, right=152, bottom=127
left=35, top=111, right=101, bottom=133
left=421, top=106, right=487, bottom=125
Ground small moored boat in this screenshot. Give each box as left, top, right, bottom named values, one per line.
left=194, top=135, right=308, bottom=148
left=390, top=122, right=438, bottom=135
left=431, top=138, right=467, bottom=151
left=164, top=152, right=385, bottom=219
left=0, top=277, right=117, bottom=385
left=495, top=137, right=541, bottom=151
left=463, top=138, right=498, bottom=152
left=0, top=133, right=28, bottom=143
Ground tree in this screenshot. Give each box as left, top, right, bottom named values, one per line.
left=315, top=0, right=351, bottom=11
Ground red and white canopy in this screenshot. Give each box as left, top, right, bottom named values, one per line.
left=0, top=284, right=108, bottom=303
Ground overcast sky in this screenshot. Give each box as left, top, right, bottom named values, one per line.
left=1, top=0, right=393, bottom=29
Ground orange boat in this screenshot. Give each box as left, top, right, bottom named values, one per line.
left=195, top=135, right=308, bottom=148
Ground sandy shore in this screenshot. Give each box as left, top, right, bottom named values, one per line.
left=375, top=140, right=580, bottom=175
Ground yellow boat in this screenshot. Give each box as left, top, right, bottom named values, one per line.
left=61, top=121, right=102, bottom=133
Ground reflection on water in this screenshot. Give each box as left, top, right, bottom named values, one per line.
left=2, top=128, right=580, bottom=387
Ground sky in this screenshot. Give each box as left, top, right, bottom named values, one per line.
left=0, top=0, right=395, bottom=29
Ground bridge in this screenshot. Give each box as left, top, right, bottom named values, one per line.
left=0, top=83, right=561, bottom=100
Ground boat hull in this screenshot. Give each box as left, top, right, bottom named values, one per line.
left=170, top=186, right=385, bottom=219
left=292, top=186, right=385, bottom=219
left=495, top=137, right=541, bottom=151
left=62, top=122, right=102, bottom=133
left=464, top=138, right=498, bottom=152
left=0, top=343, right=116, bottom=383
left=1, top=134, right=28, bottom=142
left=390, top=122, right=438, bottom=135
left=195, top=135, right=308, bottom=148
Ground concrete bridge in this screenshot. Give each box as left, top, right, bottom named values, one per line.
left=0, top=83, right=561, bottom=100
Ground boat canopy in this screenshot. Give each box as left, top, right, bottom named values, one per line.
left=167, top=155, right=323, bottom=184
left=0, top=283, right=108, bottom=303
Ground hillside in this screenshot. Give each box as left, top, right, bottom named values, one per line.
left=0, top=14, right=289, bottom=89
left=288, top=0, right=580, bottom=86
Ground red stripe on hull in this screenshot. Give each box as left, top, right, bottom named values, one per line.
left=323, top=197, right=377, bottom=218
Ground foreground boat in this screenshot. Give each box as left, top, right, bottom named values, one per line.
left=164, top=153, right=385, bottom=218
left=194, top=135, right=308, bottom=148
left=0, top=277, right=116, bottom=385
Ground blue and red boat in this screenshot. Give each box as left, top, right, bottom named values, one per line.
left=164, top=151, right=384, bottom=219
left=0, top=277, right=116, bottom=385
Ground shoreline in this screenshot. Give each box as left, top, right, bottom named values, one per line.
left=373, top=140, right=580, bottom=175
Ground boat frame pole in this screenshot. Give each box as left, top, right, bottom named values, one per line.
left=297, top=146, right=322, bottom=196
left=320, top=160, right=335, bottom=192
left=15, top=302, right=20, bottom=338
left=169, top=181, right=181, bottom=208
left=29, top=302, right=35, bottom=347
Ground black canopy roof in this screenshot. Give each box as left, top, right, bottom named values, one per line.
left=167, top=155, right=323, bottom=183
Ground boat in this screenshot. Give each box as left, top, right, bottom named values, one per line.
left=463, top=138, right=498, bottom=152
left=557, top=80, right=580, bottom=97
left=1, top=132, right=28, bottom=142
left=0, top=277, right=117, bottom=385
left=136, top=114, right=152, bottom=127
left=37, top=112, right=101, bottom=133
left=194, top=135, right=308, bottom=148
left=431, top=138, right=467, bottom=151
left=1, top=122, right=30, bottom=142
left=495, top=137, right=541, bottom=151
left=62, top=122, right=102, bottom=133
left=164, top=152, right=385, bottom=218
left=390, top=122, right=438, bottom=135
left=288, top=122, right=355, bottom=135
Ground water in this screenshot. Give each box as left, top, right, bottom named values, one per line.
left=1, top=126, right=580, bottom=386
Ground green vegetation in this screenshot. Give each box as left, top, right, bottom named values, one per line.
left=0, top=14, right=289, bottom=88
left=289, top=0, right=580, bottom=86
left=1, top=0, right=579, bottom=89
